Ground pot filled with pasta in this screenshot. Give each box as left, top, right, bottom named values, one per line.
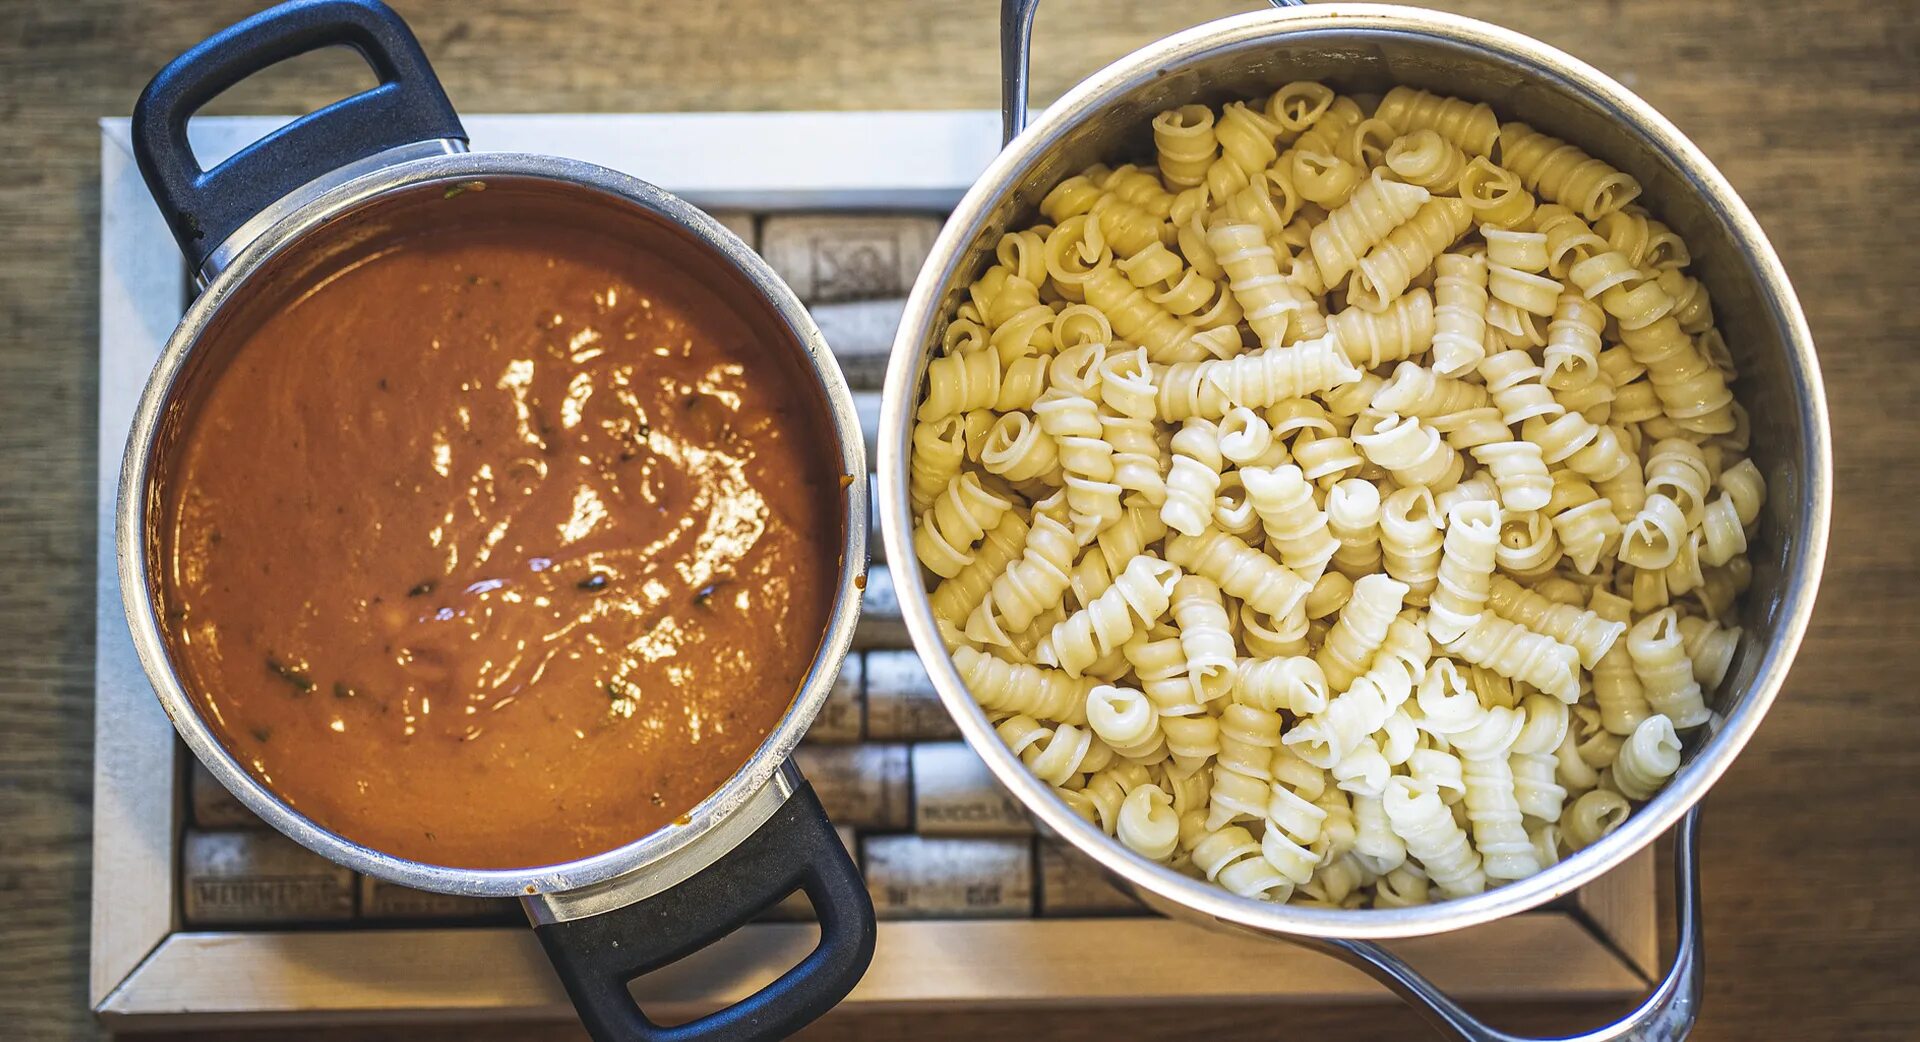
left=877, top=2, right=1830, bottom=1038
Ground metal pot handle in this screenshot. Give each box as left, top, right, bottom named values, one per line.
left=1299, top=805, right=1705, bottom=1041
left=131, top=0, right=467, bottom=272
left=529, top=768, right=876, bottom=1042
left=999, top=0, right=1306, bottom=143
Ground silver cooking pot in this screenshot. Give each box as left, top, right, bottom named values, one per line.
left=117, top=2, right=873, bottom=1039
left=878, top=2, right=1831, bottom=1038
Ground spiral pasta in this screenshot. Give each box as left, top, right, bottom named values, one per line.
left=1497, top=121, right=1642, bottom=221
left=912, top=80, right=1767, bottom=912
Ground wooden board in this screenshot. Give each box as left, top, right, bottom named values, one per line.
left=22, top=2, right=1904, bottom=1036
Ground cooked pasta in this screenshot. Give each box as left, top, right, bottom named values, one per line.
left=911, top=81, right=1766, bottom=909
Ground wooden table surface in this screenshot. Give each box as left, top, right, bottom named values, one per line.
left=3, top=0, right=1916, bottom=1038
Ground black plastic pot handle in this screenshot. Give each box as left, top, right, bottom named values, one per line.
left=535, top=781, right=876, bottom=1042
left=131, top=0, right=466, bottom=271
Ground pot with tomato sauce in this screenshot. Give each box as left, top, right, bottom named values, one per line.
left=121, top=3, right=872, bottom=1039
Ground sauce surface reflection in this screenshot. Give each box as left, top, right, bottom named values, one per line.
left=159, top=214, right=841, bottom=869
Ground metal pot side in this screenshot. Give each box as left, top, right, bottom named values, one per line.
left=118, top=151, right=870, bottom=899
left=878, top=4, right=1830, bottom=941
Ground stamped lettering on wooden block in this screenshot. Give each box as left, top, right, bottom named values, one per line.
left=1037, top=838, right=1147, bottom=918
left=912, top=742, right=1031, bottom=835
left=181, top=831, right=355, bottom=925
left=189, top=761, right=264, bottom=829
left=358, top=877, right=516, bottom=922
left=760, top=216, right=942, bottom=303
left=862, top=835, right=1034, bottom=920
left=866, top=650, right=960, bottom=741
left=792, top=744, right=910, bottom=830
left=805, top=654, right=865, bottom=743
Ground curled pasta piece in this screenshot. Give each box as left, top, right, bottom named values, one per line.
left=1307, top=571, right=1354, bottom=620
left=1207, top=220, right=1309, bottom=349
left=1497, top=121, right=1642, bottom=221
left=1620, top=492, right=1688, bottom=570
left=1384, top=128, right=1468, bottom=192
left=1430, top=251, right=1490, bottom=376
left=1041, top=555, right=1180, bottom=678
left=1032, top=390, right=1122, bottom=541
left=1478, top=349, right=1563, bottom=426
left=1486, top=575, right=1624, bottom=668
left=1124, top=630, right=1202, bottom=717
left=1626, top=609, right=1710, bottom=729
left=1545, top=471, right=1625, bottom=575
left=1289, top=147, right=1365, bottom=209
left=1209, top=703, right=1285, bottom=826
left=1509, top=693, right=1571, bottom=823
left=1542, top=290, right=1605, bottom=390
left=1611, top=714, right=1682, bottom=800
left=1413, top=659, right=1480, bottom=736
left=1087, top=684, right=1166, bottom=763
left=1427, top=500, right=1501, bottom=644
left=1643, top=437, right=1714, bottom=527
left=1154, top=334, right=1363, bottom=420
left=909, top=414, right=968, bottom=513
left=931, top=513, right=1029, bottom=634
left=1326, top=477, right=1385, bottom=579
left=1153, top=104, right=1218, bottom=189
left=914, top=472, right=1014, bottom=578
left=1216, top=101, right=1282, bottom=179
left=1241, top=464, right=1340, bottom=580
left=1167, top=528, right=1312, bottom=620
left=1096, top=345, right=1157, bottom=420
left=1457, top=157, right=1535, bottom=229
left=1384, top=777, right=1486, bottom=897
left=1470, top=440, right=1552, bottom=514
left=916, top=347, right=999, bottom=422
left=1240, top=600, right=1309, bottom=659
left=1373, top=360, right=1489, bottom=418
left=1265, top=80, right=1337, bottom=132
left=1234, top=655, right=1330, bottom=715
left=1677, top=615, right=1741, bottom=689
left=1310, top=171, right=1431, bottom=285
left=1441, top=613, right=1580, bottom=703
left=956, top=647, right=1094, bottom=725
left=1116, top=783, right=1180, bottom=860
left=1217, top=406, right=1278, bottom=466
left=1099, top=414, right=1168, bottom=511
left=979, top=410, right=1059, bottom=484
left=1379, top=485, right=1444, bottom=605
left=1315, top=573, right=1411, bottom=692
left=1171, top=575, right=1237, bottom=703
left=1375, top=86, right=1499, bottom=157
left=1082, top=266, right=1232, bottom=365
left=965, top=502, right=1077, bottom=644
left=1192, top=824, right=1293, bottom=900
left=1160, top=418, right=1225, bottom=537
left=1495, top=509, right=1562, bottom=581
left=1462, top=740, right=1540, bottom=882
left=1329, top=288, right=1436, bottom=369
left=1349, top=198, right=1473, bottom=312
left=1354, top=411, right=1463, bottom=491
left=1561, top=789, right=1631, bottom=852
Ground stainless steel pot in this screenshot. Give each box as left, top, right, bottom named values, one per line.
left=878, top=2, right=1831, bottom=1038
left=118, top=3, right=874, bottom=1039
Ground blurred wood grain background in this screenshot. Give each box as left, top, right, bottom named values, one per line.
left=2, top=0, right=1915, bottom=1038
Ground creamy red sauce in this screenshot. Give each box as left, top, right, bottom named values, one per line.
left=155, top=188, right=842, bottom=869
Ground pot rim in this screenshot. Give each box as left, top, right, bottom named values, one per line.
left=878, top=2, right=1831, bottom=939
left=117, top=150, right=870, bottom=898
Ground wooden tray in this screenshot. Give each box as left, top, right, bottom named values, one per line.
left=91, top=111, right=1657, bottom=1031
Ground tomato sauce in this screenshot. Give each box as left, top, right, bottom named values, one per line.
left=154, top=185, right=842, bottom=869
